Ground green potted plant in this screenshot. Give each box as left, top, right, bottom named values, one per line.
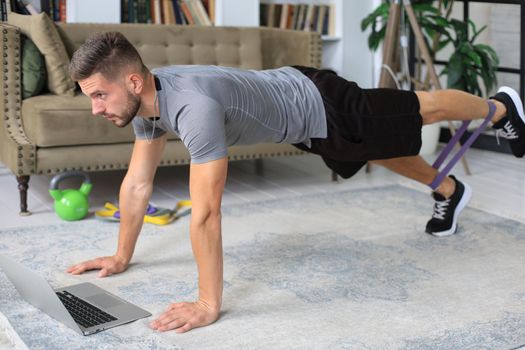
left=361, top=0, right=499, bottom=155
left=361, top=0, right=499, bottom=97
left=442, top=18, right=499, bottom=96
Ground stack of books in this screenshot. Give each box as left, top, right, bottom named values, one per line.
left=42, top=0, right=66, bottom=21
left=122, top=0, right=214, bottom=25
left=0, top=0, right=214, bottom=24
left=259, top=2, right=336, bottom=37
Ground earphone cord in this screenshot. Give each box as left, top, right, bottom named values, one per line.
left=141, top=90, right=158, bottom=144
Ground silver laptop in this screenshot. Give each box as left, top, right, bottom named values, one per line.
left=0, top=255, right=151, bottom=336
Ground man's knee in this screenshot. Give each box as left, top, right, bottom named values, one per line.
left=370, top=158, right=402, bottom=168
left=370, top=159, right=388, bottom=166
left=416, top=91, right=445, bottom=124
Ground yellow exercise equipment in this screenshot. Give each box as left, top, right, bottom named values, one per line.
left=95, top=200, right=191, bottom=226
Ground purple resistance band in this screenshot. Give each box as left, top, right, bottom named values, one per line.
left=429, top=100, right=496, bottom=190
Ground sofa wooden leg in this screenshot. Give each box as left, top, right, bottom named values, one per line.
left=16, top=175, right=31, bottom=216
left=331, top=171, right=338, bottom=182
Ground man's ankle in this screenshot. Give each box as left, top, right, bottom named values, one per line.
left=489, top=98, right=507, bottom=123
left=435, top=176, right=455, bottom=199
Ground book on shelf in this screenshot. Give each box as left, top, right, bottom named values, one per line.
left=173, top=0, right=184, bottom=25
left=290, top=4, right=299, bottom=29
left=203, top=0, right=214, bottom=24
left=121, top=0, right=128, bottom=22
left=259, top=2, right=335, bottom=37
left=120, top=0, right=212, bottom=25
left=41, top=0, right=64, bottom=21
left=303, top=4, right=314, bottom=32
left=190, top=0, right=212, bottom=26
left=178, top=0, right=193, bottom=24
left=1, top=0, right=6, bottom=21
left=149, top=0, right=155, bottom=23
left=162, top=0, right=175, bottom=24
left=122, top=0, right=150, bottom=23
left=137, top=0, right=151, bottom=23
left=272, top=4, right=281, bottom=28
left=152, top=0, right=162, bottom=24
left=296, top=4, right=306, bottom=31
left=328, top=4, right=335, bottom=37
left=53, top=0, right=60, bottom=21
left=278, top=3, right=287, bottom=29
left=59, top=0, right=66, bottom=21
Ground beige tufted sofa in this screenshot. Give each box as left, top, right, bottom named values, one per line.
left=0, top=23, right=322, bottom=214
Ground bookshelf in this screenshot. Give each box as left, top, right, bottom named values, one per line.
left=230, top=0, right=344, bottom=73
left=20, top=0, right=382, bottom=87
left=23, top=0, right=214, bottom=25
left=214, top=0, right=382, bottom=85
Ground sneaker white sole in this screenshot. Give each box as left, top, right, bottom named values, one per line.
left=498, top=86, right=525, bottom=124
left=431, top=182, right=472, bottom=237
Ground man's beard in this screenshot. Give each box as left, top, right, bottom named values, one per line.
left=114, top=91, right=141, bottom=128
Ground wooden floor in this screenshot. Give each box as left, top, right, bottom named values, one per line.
left=0, top=147, right=524, bottom=230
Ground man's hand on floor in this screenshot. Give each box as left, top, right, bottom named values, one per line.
left=149, top=300, right=220, bottom=333
left=66, top=255, right=129, bottom=277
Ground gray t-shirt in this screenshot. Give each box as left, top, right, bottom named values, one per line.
left=132, top=65, right=327, bottom=164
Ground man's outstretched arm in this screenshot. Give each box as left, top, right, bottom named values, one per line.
left=150, top=156, right=228, bottom=333
left=67, top=135, right=167, bottom=277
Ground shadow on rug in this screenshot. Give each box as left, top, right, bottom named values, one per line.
left=0, top=185, right=524, bottom=349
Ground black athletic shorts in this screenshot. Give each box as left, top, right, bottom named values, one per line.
left=292, top=66, right=423, bottom=179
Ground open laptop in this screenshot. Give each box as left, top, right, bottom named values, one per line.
left=0, top=255, right=151, bottom=335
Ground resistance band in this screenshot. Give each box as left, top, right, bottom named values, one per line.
left=429, top=100, right=496, bottom=190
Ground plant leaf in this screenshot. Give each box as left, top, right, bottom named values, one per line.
left=467, top=50, right=482, bottom=67
left=446, top=53, right=464, bottom=89
left=470, top=23, right=487, bottom=43
left=412, top=3, right=439, bottom=14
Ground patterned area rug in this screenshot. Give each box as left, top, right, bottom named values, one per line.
left=0, top=185, right=524, bottom=349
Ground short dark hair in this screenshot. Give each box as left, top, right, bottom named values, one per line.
left=69, top=31, right=148, bottom=82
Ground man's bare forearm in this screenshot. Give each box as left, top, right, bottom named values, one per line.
left=116, top=179, right=153, bottom=263
left=190, top=213, right=223, bottom=311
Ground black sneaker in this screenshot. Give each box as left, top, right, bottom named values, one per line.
left=425, top=175, right=472, bottom=237
left=491, top=86, right=525, bottom=158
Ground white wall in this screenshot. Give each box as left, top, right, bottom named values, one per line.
left=488, top=4, right=521, bottom=92
left=66, top=0, right=120, bottom=23
left=215, top=0, right=259, bottom=27
left=341, top=0, right=381, bottom=87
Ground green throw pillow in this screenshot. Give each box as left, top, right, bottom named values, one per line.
left=22, top=35, right=47, bottom=99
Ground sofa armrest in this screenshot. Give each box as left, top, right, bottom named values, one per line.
left=259, top=27, right=322, bottom=69
left=0, top=24, right=36, bottom=176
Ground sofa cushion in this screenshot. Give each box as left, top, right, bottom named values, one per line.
left=57, top=24, right=263, bottom=70
left=8, top=12, right=76, bottom=96
left=21, top=94, right=178, bottom=148
left=21, top=35, right=46, bottom=99
left=21, top=94, right=133, bottom=147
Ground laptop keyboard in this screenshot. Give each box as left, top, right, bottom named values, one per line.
left=56, top=291, right=118, bottom=328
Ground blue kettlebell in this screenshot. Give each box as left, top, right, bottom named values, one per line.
left=49, top=171, right=92, bottom=221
